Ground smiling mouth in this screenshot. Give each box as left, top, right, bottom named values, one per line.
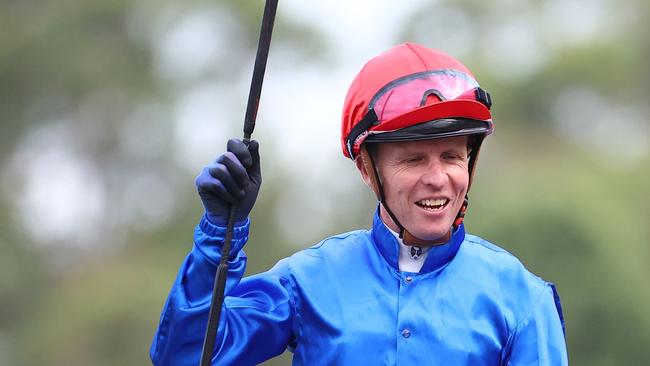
left=416, top=198, right=449, bottom=211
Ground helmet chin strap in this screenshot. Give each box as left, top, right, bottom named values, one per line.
left=359, top=146, right=469, bottom=246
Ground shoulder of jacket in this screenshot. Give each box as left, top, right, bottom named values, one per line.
left=464, top=233, right=511, bottom=254
left=275, top=229, right=370, bottom=279
left=461, top=233, right=557, bottom=331
left=284, top=229, right=370, bottom=262
left=462, top=233, right=548, bottom=288
left=308, top=229, right=369, bottom=250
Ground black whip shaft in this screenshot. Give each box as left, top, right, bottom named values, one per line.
left=199, top=207, right=236, bottom=366
left=243, top=0, right=278, bottom=143
left=199, top=1, right=278, bottom=365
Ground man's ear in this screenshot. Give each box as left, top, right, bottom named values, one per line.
left=465, top=135, right=473, bottom=157
left=356, top=146, right=383, bottom=202
left=355, top=154, right=372, bottom=188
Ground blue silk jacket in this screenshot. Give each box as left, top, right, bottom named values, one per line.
left=151, top=212, right=568, bottom=365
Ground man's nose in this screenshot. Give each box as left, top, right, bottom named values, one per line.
left=420, top=160, right=447, bottom=188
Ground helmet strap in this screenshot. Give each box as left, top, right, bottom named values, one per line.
left=452, top=133, right=486, bottom=227
left=453, top=196, right=469, bottom=227
left=467, top=134, right=485, bottom=190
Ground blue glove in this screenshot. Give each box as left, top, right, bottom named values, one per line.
left=195, top=139, right=261, bottom=226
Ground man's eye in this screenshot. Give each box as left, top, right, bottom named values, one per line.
left=443, top=153, right=462, bottom=161
left=403, top=157, right=422, bottom=164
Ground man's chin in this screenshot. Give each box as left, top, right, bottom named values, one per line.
left=412, top=227, right=451, bottom=243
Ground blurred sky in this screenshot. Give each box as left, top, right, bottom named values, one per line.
left=166, top=0, right=432, bottom=173
left=160, top=0, right=433, bottom=247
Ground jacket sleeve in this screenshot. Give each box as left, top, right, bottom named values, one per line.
left=150, top=215, right=296, bottom=366
left=502, top=283, right=568, bottom=366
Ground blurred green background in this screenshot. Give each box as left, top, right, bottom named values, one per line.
left=1, top=0, right=648, bottom=365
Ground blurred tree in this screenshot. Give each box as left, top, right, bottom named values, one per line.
left=1, top=0, right=325, bottom=365
left=2, top=0, right=649, bottom=365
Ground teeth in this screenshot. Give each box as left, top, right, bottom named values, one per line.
left=417, top=198, right=448, bottom=208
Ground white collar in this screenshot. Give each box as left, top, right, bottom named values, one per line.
left=384, top=224, right=430, bottom=273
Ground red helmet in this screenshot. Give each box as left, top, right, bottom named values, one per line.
left=341, top=43, right=493, bottom=160
left=341, top=43, right=495, bottom=244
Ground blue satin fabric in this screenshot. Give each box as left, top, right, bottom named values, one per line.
left=151, top=212, right=568, bottom=365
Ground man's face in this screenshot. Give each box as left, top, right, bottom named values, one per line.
left=362, top=136, right=470, bottom=241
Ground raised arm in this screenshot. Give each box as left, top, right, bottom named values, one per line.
left=150, top=140, right=296, bottom=365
